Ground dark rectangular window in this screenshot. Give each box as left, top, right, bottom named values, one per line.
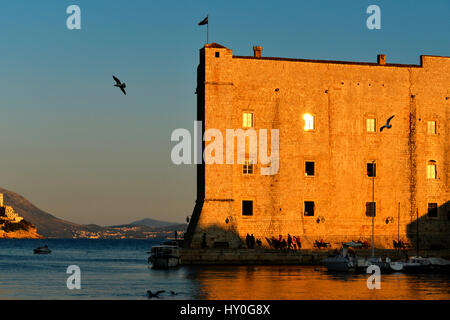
left=242, top=200, right=253, bottom=216
left=305, top=161, right=315, bottom=176
left=367, top=163, right=376, bottom=177
left=427, top=203, right=438, bottom=218
left=215, top=52, right=220, bottom=58
left=304, top=201, right=315, bottom=216
left=366, top=202, right=376, bottom=217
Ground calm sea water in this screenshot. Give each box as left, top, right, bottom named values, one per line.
left=0, top=239, right=448, bottom=300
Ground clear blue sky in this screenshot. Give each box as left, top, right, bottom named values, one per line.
left=0, top=0, right=448, bottom=225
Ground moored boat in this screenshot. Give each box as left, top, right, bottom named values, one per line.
left=402, top=256, right=432, bottom=273
left=323, top=242, right=362, bottom=272
left=357, top=256, right=404, bottom=273
left=147, top=243, right=180, bottom=269
left=402, top=256, right=450, bottom=273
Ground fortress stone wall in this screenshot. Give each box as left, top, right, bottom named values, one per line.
left=185, top=43, right=450, bottom=250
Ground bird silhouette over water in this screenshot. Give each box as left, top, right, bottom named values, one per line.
left=147, top=290, right=165, bottom=298
left=170, top=290, right=178, bottom=295
left=112, top=75, right=126, bottom=95
left=380, top=115, right=395, bottom=132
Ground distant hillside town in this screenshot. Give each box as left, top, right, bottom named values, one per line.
left=0, top=193, right=42, bottom=238
left=0, top=188, right=186, bottom=239
left=0, top=193, right=23, bottom=222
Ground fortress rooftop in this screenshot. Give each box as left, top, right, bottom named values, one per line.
left=205, top=43, right=450, bottom=68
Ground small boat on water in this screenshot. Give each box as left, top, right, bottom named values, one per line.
left=402, top=256, right=450, bottom=273
left=402, top=256, right=432, bottom=273
left=33, top=245, right=51, bottom=254
left=323, top=242, right=362, bottom=272
left=147, top=241, right=180, bottom=269
left=427, top=257, right=450, bottom=273
left=356, top=256, right=404, bottom=273
left=324, top=242, right=405, bottom=273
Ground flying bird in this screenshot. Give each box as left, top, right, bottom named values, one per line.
left=147, top=290, right=165, bottom=298
left=112, top=75, right=126, bottom=95
left=380, top=115, right=395, bottom=132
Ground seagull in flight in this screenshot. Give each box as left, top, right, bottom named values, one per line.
left=380, top=115, right=395, bottom=132
left=112, top=75, right=126, bottom=95
left=147, top=290, right=165, bottom=298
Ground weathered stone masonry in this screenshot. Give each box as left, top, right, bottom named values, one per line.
left=185, top=43, right=450, bottom=250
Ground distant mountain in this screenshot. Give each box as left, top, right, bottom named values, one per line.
left=0, top=187, right=186, bottom=239
left=115, top=218, right=181, bottom=228
left=0, top=187, right=99, bottom=238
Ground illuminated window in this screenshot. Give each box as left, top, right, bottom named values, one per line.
left=366, top=202, right=376, bottom=217
left=304, top=201, right=315, bottom=216
left=367, top=118, right=376, bottom=132
left=243, top=160, right=254, bottom=175
left=304, top=114, right=315, bottom=131
left=428, top=121, right=436, bottom=135
left=305, top=161, right=315, bottom=176
left=427, top=203, right=438, bottom=218
left=242, top=200, right=253, bottom=216
left=427, top=161, right=436, bottom=179
left=243, top=112, right=253, bottom=128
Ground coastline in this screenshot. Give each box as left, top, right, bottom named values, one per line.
left=180, top=248, right=450, bottom=265
left=0, top=228, right=43, bottom=239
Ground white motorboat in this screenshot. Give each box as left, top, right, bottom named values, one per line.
left=402, top=256, right=450, bottom=273
left=323, top=242, right=362, bottom=272
left=402, top=256, right=432, bottom=273
left=356, top=255, right=404, bottom=273
left=427, top=257, right=450, bottom=272
left=148, top=243, right=180, bottom=269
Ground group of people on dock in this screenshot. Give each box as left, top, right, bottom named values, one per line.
left=245, top=234, right=302, bottom=250
left=270, top=234, right=302, bottom=250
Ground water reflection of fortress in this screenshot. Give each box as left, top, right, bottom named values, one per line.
left=185, top=43, right=449, bottom=250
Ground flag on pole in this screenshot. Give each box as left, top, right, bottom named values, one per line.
left=198, top=16, right=208, bottom=25
left=198, top=15, right=209, bottom=43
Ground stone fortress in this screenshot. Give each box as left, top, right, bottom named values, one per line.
left=0, top=193, right=24, bottom=223
left=184, top=43, right=449, bottom=250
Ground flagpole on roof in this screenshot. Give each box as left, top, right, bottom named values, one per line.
left=198, top=15, right=209, bottom=44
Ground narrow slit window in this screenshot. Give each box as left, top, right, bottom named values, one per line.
left=242, top=200, right=253, bottom=216
left=305, top=161, right=315, bottom=176
left=427, top=161, right=436, bottom=179
left=366, top=202, right=376, bottom=217
left=304, top=114, right=315, bottom=131
left=367, top=118, right=376, bottom=132
left=427, top=121, right=436, bottom=135
left=304, top=201, right=315, bottom=216
left=243, top=112, right=254, bottom=128
left=367, top=162, right=376, bottom=177
left=427, top=203, right=438, bottom=218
